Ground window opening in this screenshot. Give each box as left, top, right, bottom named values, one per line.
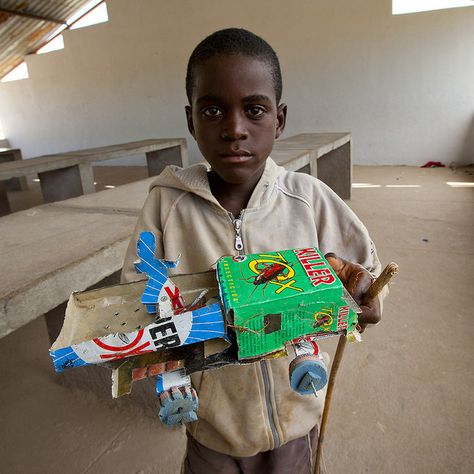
left=37, top=35, right=65, bottom=54
left=393, top=0, right=474, bottom=15
left=1, top=62, right=29, bottom=83
left=35, top=1, right=108, bottom=57
left=69, top=1, right=108, bottom=29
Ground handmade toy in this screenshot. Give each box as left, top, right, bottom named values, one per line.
left=50, top=231, right=365, bottom=425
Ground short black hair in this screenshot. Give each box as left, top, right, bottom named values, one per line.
left=186, top=28, right=282, bottom=104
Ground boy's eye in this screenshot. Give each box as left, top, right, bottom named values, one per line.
left=202, top=106, right=223, bottom=117
left=246, top=106, right=266, bottom=118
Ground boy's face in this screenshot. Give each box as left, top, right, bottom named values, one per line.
left=186, top=54, right=286, bottom=185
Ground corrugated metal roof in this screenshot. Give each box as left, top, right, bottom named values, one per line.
left=0, top=0, right=95, bottom=79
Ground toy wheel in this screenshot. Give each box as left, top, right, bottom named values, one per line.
left=289, top=355, right=328, bottom=395
left=158, top=386, right=199, bottom=426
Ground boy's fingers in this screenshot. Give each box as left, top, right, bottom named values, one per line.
left=349, top=270, right=373, bottom=305
left=325, top=253, right=346, bottom=277
left=358, top=299, right=381, bottom=327
left=325, top=253, right=372, bottom=305
left=326, top=253, right=382, bottom=330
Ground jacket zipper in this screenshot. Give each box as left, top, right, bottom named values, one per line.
left=231, top=211, right=244, bottom=252
left=229, top=210, right=281, bottom=449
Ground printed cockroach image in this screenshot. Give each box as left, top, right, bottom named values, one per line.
left=248, top=262, right=287, bottom=286
left=235, top=252, right=296, bottom=304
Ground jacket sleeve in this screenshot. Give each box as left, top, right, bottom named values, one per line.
left=314, top=181, right=388, bottom=310
left=121, top=187, right=165, bottom=283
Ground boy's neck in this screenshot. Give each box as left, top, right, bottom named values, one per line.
left=208, top=168, right=264, bottom=218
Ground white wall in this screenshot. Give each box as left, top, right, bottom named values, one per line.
left=0, top=0, right=473, bottom=165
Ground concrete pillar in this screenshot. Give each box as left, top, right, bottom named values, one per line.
left=146, top=145, right=185, bottom=176
left=39, top=165, right=85, bottom=202
left=316, top=142, right=352, bottom=200
left=0, top=182, right=11, bottom=216
left=78, top=163, right=96, bottom=194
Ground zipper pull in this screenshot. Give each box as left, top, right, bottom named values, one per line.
left=235, top=234, right=243, bottom=252
left=233, top=216, right=244, bottom=252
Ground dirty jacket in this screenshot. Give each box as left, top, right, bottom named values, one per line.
left=121, top=157, right=382, bottom=457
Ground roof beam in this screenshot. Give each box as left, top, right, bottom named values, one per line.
left=0, top=7, right=67, bottom=25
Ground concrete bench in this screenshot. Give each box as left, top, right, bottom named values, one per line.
left=0, top=132, right=351, bottom=341
left=273, top=132, right=352, bottom=199
left=0, top=138, right=188, bottom=215
left=0, top=177, right=155, bottom=340
left=0, top=148, right=28, bottom=191
left=0, top=148, right=28, bottom=215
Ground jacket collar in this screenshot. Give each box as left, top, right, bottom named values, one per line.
left=149, top=157, right=285, bottom=211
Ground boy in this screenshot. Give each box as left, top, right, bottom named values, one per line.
left=122, top=28, right=381, bottom=474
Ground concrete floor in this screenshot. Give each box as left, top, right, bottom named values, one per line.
left=0, top=165, right=473, bottom=473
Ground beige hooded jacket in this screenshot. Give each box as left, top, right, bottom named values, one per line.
left=121, top=157, right=382, bottom=457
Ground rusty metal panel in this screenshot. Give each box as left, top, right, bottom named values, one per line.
left=0, top=0, right=94, bottom=79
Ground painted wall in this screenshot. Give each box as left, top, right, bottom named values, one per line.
left=0, top=0, right=473, bottom=165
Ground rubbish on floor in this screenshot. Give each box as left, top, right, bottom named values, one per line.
left=421, top=161, right=445, bottom=168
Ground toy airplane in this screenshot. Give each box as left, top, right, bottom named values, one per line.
left=50, top=232, right=362, bottom=425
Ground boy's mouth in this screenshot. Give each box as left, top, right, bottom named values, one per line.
left=218, top=150, right=252, bottom=163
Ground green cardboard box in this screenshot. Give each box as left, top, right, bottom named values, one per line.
left=217, top=247, right=360, bottom=359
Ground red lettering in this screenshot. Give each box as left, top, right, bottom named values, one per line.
left=303, top=261, right=325, bottom=271
left=295, top=248, right=316, bottom=257
left=311, top=274, right=336, bottom=286
left=338, top=307, right=349, bottom=317
left=295, top=248, right=336, bottom=286
left=295, top=248, right=322, bottom=261
left=307, top=268, right=331, bottom=277
left=337, top=306, right=349, bottom=330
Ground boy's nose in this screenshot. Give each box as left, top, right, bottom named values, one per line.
left=220, top=113, right=248, bottom=141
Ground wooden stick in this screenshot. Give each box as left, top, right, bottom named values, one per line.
left=314, top=262, right=399, bottom=474
left=314, top=334, right=347, bottom=474
left=365, top=262, right=399, bottom=302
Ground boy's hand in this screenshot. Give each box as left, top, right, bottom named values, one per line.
left=325, top=253, right=381, bottom=333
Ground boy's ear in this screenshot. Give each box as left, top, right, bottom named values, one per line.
left=185, top=106, right=196, bottom=139
left=275, top=103, right=287, bottom=139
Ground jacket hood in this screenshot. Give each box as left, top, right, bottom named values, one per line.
left=148, top=157, right=285, bottom=210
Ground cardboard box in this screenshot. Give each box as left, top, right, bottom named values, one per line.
left=217, top=247, right=360, bottom=359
